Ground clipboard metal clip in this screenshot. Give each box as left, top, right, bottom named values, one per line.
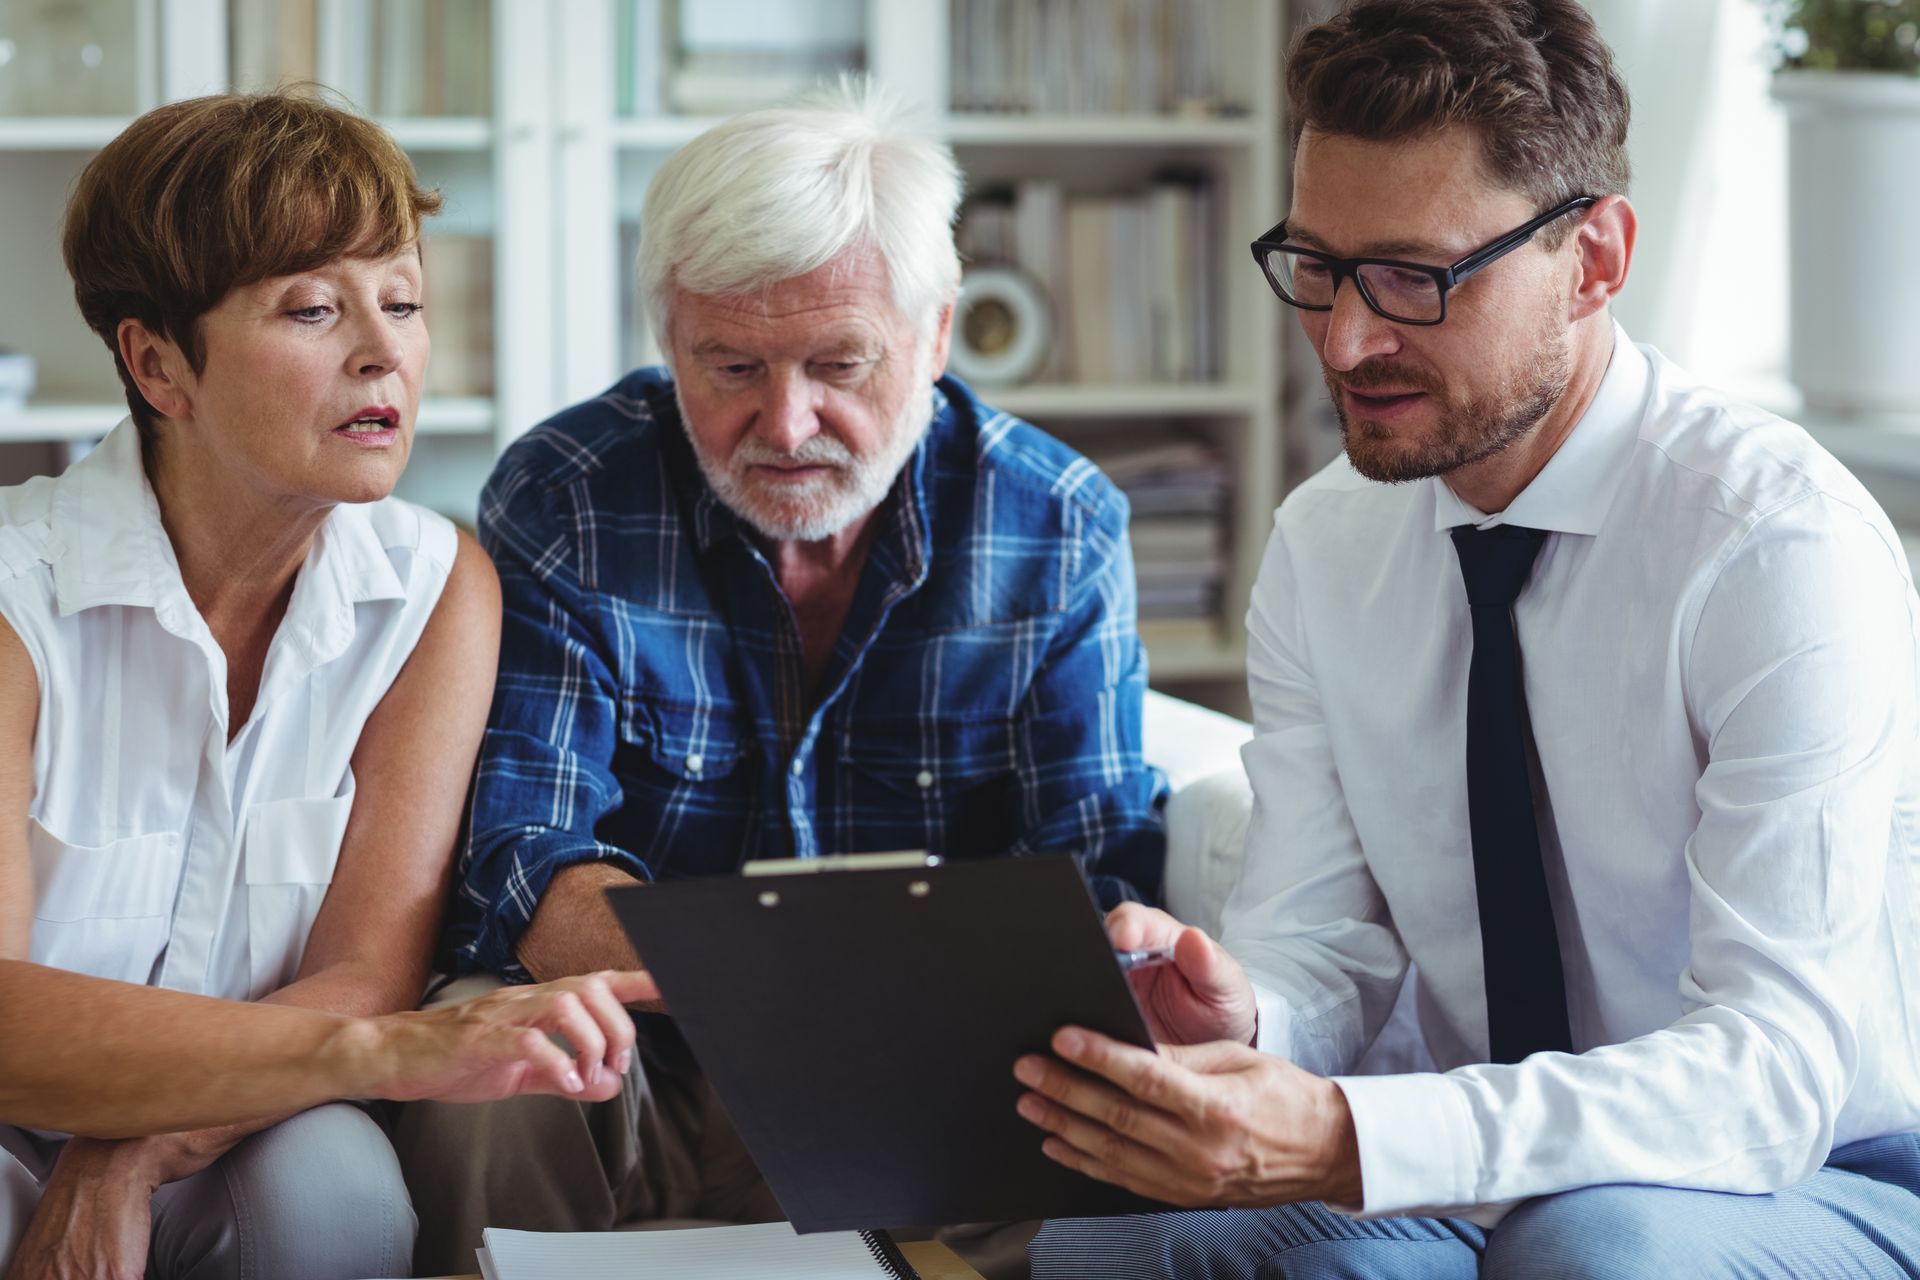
left=742, top=852, right=943, bottom=877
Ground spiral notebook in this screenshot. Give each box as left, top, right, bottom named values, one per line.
left=477, top=1222, right=919, bottom=1279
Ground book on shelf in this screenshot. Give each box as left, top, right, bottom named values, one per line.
left=958, top=173, right=1217, bottom=386
left=376, top=0, right=426, bottom=117
left=617, top=0, right=668, bottom=116
left=372, top=0, right=489, bottom=116
left=230, top=0, right=317, bottom=93
left=1011, top=179, right=1071, bottom=380
left=230, top=0, right=488, bottom=116
left=949, top=0, right=1234, bottom=117
left=421, top=234, right=495, bottom=398
left=1063, top=196, right=1114, bottom=384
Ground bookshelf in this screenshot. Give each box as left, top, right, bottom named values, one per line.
left=605, top=0, right=1286, bottom=693
left=0, top=0, right=1286, bottom=700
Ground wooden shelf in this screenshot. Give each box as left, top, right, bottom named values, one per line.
left=0, top=398, right=493, bottom=444
left=417, top=397, right=494, bottom=434
left=378, top=117, right=493, bottom=151
left=0, top=403, right=122, bottom=442
left=614, top=112, right=1258, bottom=153
left=984, top=383, right=1261, bottom=420
left=0, top=117, right=490, bottom=152
left=0, top=117, right=131, bottom=150
left=941, top=112, right=1257, bottom=147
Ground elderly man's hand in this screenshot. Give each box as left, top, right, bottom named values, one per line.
left=1012, top=1027, right=1363, bottom=1210
left=1107, top=903, right=1259, bottom=1046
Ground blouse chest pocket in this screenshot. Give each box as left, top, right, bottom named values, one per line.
left=28, top=821, right=185, bottom=987
left=241, top=771, right=356, bottom=1001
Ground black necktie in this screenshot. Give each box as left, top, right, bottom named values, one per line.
left=1450, top=523, right=1573, bottom=1064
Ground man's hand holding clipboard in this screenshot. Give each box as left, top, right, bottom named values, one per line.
left=1011, top=902, right=1367, bottom=1211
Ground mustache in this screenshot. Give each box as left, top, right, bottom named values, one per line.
left=1326, top=360, right=1443, bottom=396
left=731, top=435, right=855, bottom=468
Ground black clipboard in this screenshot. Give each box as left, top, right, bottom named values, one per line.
left=605, top=854, right=1169, bottom=1232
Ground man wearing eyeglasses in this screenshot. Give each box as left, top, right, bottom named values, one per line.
left=1017, top=1, right=1920, bottom=1277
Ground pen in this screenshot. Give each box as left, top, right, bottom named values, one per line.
left=1115, top=945, right=1177, bottom=972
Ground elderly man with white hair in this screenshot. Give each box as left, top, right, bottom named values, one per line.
left=392, top=83, right=1166, bottom=1274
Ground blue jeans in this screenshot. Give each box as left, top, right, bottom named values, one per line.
left=1029, top=1133, right=1920, bottom=1279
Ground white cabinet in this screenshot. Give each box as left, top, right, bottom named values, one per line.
left=0, top=0, right=1287, bottom=692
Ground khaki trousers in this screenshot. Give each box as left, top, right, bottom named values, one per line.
left=391, top=974, right=782, bottom=1275
left=392, top=974, right=1036, bottom=1279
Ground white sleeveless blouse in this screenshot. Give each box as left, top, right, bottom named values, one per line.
left=0, top=421, right=455, bottom=1001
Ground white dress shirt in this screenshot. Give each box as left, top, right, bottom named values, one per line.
left=0, top=421, right=454, bottom=1003
left=1224, top=325, right=1920, bottom=1224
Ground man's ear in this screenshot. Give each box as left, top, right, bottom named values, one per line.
left=1567, top=194, right=1636, bottom=324
left=116, top=319, right=195, bottom=422
left=927, top=299, right=955, bottom=379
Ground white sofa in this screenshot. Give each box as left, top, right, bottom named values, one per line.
left=1143, top=690, right=1430, bottom=1074
left=1142, top=690, right=1256, bottom=937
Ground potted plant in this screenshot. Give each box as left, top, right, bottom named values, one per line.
left=1766, top=1, right=1920, bottom=415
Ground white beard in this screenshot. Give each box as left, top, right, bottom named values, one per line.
left=685, top=371, right=935, bottom=544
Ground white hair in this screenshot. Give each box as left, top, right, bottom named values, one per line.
left=637, top=77, right=963, bottom=354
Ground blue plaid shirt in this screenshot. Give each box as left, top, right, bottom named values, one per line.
left=444, top=368, right=1166, bottom=980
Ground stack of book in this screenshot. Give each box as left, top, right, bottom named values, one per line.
left=1082, top=436, right=1230, bottom=621
left=950, top=0, right=1233, bottom=116
left=957, top=174, right=1218, bottom=385
left=618, top=0, right=865, bottom=118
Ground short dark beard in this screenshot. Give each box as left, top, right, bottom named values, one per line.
left=1330, top=326, right=1571, bottom=485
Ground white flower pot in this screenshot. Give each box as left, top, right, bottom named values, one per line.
left=1772, top=70, right=1920, bottom=415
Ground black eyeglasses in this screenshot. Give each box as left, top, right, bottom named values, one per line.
left=1249, top=196, right=1597, bottom=326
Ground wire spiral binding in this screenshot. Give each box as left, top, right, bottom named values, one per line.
left=859, top=1229, right=921, bottom=1278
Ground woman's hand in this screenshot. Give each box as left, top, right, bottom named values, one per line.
left=2, top=1140, right=154, bottom=1280
left=361, top=969, right=660, bottom=1105
left=1108, top=904, right=1259, bottom=1047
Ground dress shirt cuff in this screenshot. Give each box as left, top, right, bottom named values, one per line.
left=1250, top=979, right=1294, bottom=1055
left=1330, top=1072, right=1480, bottom=1217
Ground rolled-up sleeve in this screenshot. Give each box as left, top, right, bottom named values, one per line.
left=443, top=461, right=647, bottom=982
left=1005, top=485, right=1166, bottom=909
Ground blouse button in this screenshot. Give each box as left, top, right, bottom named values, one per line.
left=916, top=769, right=935, bottom=790
left=686, top=753, right=704, bottom=774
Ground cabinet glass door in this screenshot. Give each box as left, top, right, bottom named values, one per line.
left=0, top=0, right=153, bottom=117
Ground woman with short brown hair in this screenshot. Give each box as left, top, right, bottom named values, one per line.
left=0, top=91, right=608, bottom=1279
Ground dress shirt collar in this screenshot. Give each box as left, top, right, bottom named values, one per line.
left=48, top=417, right=408, bottom=622
left=1430, top=321, right=1652, bottom=535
